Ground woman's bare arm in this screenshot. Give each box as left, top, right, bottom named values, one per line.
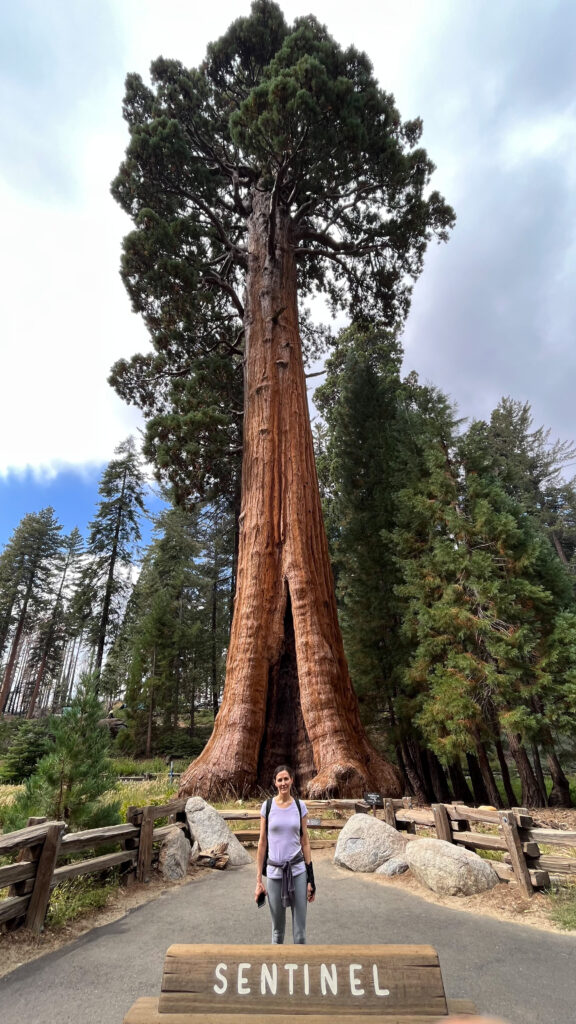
left=255, top=814, right=267, bottom=899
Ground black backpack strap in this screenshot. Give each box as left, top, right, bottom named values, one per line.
left=263, top=797, right=272, bottom=876
left=295, top=795, right=303, bottom=837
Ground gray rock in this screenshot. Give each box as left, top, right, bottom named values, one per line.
left=189, top=839, right=200, bottom=864
left=334, top=813, right=407, bottom=873
left=158, top=827, right=191, bottom=881
left=185, top=797, right=252, bottom=867
left=406, top=838, right=500, bottom=896
left=376, top=855, right=409, bottom=876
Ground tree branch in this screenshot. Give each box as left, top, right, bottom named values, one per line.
left=203, top=273, right=244, bottom=317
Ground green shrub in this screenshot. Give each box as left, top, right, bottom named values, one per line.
left=548, top=883, right=576, bottom=930
left=46, top=872, right=118, bottom=928
left=153, top=728, right=206, bottom=760
left=1, top=677, right=121, bottom=832
left=0, top=719, right=54, bottom=783
left=0, top=719, right=20, bottom=756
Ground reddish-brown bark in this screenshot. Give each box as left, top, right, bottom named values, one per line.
left=179, top=193, right=401, bottom=800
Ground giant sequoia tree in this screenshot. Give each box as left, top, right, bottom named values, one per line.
left=111, top=0, right=453, bottom=797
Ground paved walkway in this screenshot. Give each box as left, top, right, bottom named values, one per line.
left=0, top=855, right=574, bottom=1024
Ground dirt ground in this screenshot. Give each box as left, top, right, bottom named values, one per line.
left=1, top=806, right=575, bottom=980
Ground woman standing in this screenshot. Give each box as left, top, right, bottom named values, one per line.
left=255, top=764, right=316, bottom=944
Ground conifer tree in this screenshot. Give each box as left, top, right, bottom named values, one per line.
left=0, top=508, right=63, bottom=715
left=0, top=718, right=53, bottom=783
left=105, top=499, right=233, bottom=756
left=463, top=397, right=576, bottom=566
left=395, top=448, right=576, bottom=807
left=78, top=438, right=147, bottom=674
left=2, top=677, right=120, bottom=831
left=111, top=0, right=453, bottom=797
left=315, top=327, right=455, bottom=715
left=25, top=528, right=85, bottom=718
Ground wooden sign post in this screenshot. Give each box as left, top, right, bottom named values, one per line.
left=124, top=944, right=477, bottom=1022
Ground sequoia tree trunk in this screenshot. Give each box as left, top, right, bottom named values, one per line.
left=179, top=192, right=401, bottom=799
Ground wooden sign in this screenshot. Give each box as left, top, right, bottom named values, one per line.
left=364, top=793, right=384, bottom=809
left=159, top=944, right=449, bottom=1017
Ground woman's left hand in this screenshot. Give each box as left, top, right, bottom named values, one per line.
left=307, top=882, right=315, bottom=903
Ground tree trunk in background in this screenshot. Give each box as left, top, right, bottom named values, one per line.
left=507, top=732, right=544, bottom=807
left=210, top=580, right=219, bottom=718
left=0, top=579, right=34, bottom=713
left=493, top=736, right=516, bottom=807
left=546, top=747, right=572, bottom=807
left=399, top=738, right=433, bottom=803
left=532, top=697, right=572, bottom=806
left=475, top=742, right=502, bottom=807
left=146, top=685, right=155, bottom=760
left=179, top=194, right=401, bottom=799
left=426, top=750, right=452, bottom=802
left=466, top=752, right=490, bottom=805
left=448, top=759, right=474, bottom=804
left=531, top=741, right=548, bottom=806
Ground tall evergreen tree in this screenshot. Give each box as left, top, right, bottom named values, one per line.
left=111, top=0, right=453, bottom=798
left=463, top=397, right=576, bottom=566
left=395, top=448, right=576, bottom=807
left=78, top=437, right=147, bottom=674
left=315, top=327, right=457, bottom=720
left=0, top=508, right=63, bottom=715
left=2, top=677, right=120, bottom=831
left=25, top=527, right=84, bottom=718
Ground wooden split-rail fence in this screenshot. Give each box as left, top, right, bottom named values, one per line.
left=0, top=797, right=189, bottom=934
left=225, top=797, right=576, bottom=899
left=1, top=796, right=576, bottom=934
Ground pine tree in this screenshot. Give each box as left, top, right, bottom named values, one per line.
left=105, top=499, right=233, bottom=757
left=111, top=0, right=454, bottom=797
left=1, top=677, right=120, bottom=831
left=395, top=447, right=576, bottom=807
left=0, top=508, right=64, bottom=715
left=462, top=397, right=576, bottom=566
left=78, top=438, right=147, bottom=674
left=316, top=327, right=457, bottom=721
left=0, top=718, right=53, bottom=783
left=24, top=528, right=85, bottom=718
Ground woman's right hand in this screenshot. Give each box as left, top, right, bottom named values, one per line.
left=255, top=879, right=266, bottom=901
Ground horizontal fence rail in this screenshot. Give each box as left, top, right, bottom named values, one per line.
left=0, top=798, right=188, bottom=933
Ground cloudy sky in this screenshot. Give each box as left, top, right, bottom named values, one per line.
left=1, top=0, right=575, bottom=542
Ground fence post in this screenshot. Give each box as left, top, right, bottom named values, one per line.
left=383, top=799, right=397, bottom=828
left=136, top=806, right=155, bottom=883
left=499, top=811, right=533, bottom=897
left=432, top=804, right=453, bottom=843
left=125, top=806, right=142, bottom=886
left=25, top=823, right=65, bottom=933
left=401, top=796, right=416, bottom=834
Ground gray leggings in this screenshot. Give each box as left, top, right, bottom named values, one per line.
left=266, top=872, right=308, bottom=944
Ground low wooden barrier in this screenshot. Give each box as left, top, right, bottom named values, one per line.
left=124, top=943, right=477, bottom=1022
left=0, top=798, right=188, bottom=933
left=368, top=799, right=576, bottom=897
left=3, top=793, right=576, bottom=932
left=230, top=798, right=576, bottom=897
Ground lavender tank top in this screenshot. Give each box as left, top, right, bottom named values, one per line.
left=261, top=798, right=308, bottom=879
